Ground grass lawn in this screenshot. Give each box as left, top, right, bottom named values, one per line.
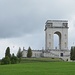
left=0, top=62, right=75, bottom=75
left=21, top=58, right=63, bottom=63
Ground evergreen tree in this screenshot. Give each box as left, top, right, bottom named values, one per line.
left=5, top=47, right=11, bottom=58
left=17, top=47, right=22, bottom=58
left=11, top=53, right=18, bottom=64
left=70, top=46, right=75, bottom=60
left=27, top=47, right=32, bottom=58
left=73, top=47, right=75, bottom=60
left=17, top=47, right=22, bottom=63
left=70, top=46, right=73, bottom=60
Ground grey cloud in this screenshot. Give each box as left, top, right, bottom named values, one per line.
left=0, top=0, right=45, bottom=38
left=0, top=0, right=75, bottom=38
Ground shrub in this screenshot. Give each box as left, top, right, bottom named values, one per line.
left=11, top=54, right=18, bottom=64
left=1, top=56, right=10, bottom=65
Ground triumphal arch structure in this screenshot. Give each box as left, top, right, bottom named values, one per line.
left=43, top=20, right=70, bottom=61
left=45, top=20, right=68, bottom=50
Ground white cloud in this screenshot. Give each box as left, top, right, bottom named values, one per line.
left=68, top=14, right=75, bottom=49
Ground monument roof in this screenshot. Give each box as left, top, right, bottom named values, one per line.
left=46, top=20, right=68, bottom=24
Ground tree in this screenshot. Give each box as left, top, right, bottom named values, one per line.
left=1, top=47, right=11, bottom=65
left=5, top=47, right=11, bottom=58
left=1, top=47, right=18, bottom=65
left=17, top=47, right=22, bottom=63
left=70, top=46, right=75, bottom=60
left=11, top=53, right=18, bottom=64
left=27, top=47, right=32, bottom=58
left=70, top=46, right=73, bottom=60
left=17, top=47, right=22, bottom=58
left=1, top=56, right=10, bottom=65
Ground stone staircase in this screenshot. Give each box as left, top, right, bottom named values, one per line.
left=42, top=50, right=70, bottom=60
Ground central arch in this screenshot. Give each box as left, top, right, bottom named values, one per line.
left=54, top=31, right=61, bottom=49
left=54, top=34, right=59, bottom=49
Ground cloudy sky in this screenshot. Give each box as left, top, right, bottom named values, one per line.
left=0, top=0, right=75, bottom=59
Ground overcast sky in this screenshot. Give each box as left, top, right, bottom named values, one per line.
left=0, top=0, right=75, bottom=59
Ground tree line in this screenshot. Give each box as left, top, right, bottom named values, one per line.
left=1, top=46, right=32, bottom=65
left=1, top=45, right=75, bottom=64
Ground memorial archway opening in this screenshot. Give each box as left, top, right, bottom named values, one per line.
left=54, top=31, right=61, bottom=49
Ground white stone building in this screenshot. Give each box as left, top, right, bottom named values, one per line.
left=22, top=20, right=70, bottom=61
left=22, top=49, right=42, bottom=58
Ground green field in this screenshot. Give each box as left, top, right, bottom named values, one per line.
left=21, top=58, right=64, bottom=62
left=0, top=61, right=75, bottom=75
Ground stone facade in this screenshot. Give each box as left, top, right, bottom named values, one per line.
left=22, top=49, right=70, bottom=61
left=22, top=49, right=42, bottom=58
